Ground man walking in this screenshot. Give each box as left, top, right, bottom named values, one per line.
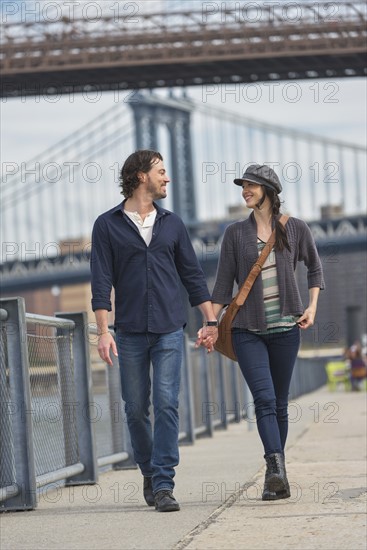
left=91, top=150, right=218, bottom=512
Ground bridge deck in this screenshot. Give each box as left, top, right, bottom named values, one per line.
left=1, top=3, right=366, bottom=96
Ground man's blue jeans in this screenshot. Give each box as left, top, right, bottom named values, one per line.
left=115, top=328, right=183, bottom=494
left=232, top=325, right=300, bottom=456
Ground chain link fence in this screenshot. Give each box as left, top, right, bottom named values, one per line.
left=0, top=321, right=16, bottom=492
left=27, top=325, right=79, bottom=476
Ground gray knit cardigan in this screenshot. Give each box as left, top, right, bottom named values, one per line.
left=211, top=212, right=325, bottom=331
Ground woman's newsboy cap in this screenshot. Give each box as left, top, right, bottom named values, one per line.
left=234, top=164, right=282, bottom=194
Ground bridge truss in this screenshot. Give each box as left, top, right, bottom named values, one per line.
left=1, top=2, right=366, bottom=97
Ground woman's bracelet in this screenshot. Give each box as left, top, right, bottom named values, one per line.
left=97, top=330, right=110, bottom=337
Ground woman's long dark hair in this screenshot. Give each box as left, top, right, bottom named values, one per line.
left=256, top=187, right=290, bottom=252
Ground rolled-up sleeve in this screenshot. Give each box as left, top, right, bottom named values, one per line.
left=90, top=217, right=113, bottom=311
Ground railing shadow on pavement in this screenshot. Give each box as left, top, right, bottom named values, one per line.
left=0, top=297, right=327, bottom=511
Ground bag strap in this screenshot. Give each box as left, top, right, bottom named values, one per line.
left=234, top=214, right=289, bottom=307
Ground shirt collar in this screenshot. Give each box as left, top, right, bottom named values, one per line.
left=112, top=199, right=171, bottom=219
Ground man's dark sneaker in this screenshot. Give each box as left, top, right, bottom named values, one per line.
left=143, top=476, right=155, bottom=507
left=154, top=490, right=180, bottom=512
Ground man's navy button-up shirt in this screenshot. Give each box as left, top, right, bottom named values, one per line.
left=90, top=201, right=211, bottom=333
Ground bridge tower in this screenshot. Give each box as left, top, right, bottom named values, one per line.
left=128, top=92, right=197, bottom=225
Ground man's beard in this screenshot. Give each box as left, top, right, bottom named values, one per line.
left=147, top=179, right=167, bottom=200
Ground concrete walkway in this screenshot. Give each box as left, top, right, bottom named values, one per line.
left=1, top=387, right=366, bottom=550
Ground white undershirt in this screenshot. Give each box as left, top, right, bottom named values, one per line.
left=124, top=208, right=157, bottom=246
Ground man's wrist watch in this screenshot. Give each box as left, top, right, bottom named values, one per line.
left=205, top=321, right=218, bottom=327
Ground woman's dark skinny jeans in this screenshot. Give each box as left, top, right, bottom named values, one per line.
left=232, top=325, right=300, bottom=456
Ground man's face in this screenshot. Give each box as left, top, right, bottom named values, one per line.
left=144, top=158, right=170, bottom=200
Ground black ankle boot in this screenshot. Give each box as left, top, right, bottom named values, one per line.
left=262, top=453, right=290, bottom=501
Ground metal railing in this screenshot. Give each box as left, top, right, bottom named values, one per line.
left=0, top=300, right=98, bottom=511
left=178, top=340, right=252, bottom=443
left=0, top=296, right=327, bottom=511
left=87, top=324, right=133, bottom=470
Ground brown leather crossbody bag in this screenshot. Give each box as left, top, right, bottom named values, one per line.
left=214, top=215, right=289, bottom=361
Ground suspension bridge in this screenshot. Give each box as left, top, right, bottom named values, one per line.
left=1, top=2, right=366, bottom=97
left=1, top=90, right=366, bottom=266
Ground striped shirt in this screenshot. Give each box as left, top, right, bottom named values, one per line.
left=250, top=238, right=296, bottom=333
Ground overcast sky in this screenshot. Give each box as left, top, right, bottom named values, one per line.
left=2, top=78, right=366, bottom=168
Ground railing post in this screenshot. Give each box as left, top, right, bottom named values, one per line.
left=180, top=336, right=196, bottom=444
left=55, top=312, right=98, bottom=484
left=215, top=353, right=228, bottom=429
left=56, top=324, right=79, bottom=468
left=0, top=297, right=37, bottom=510
left=199, top=347, right=214, bottom=437
left=0, top=309, right=16, bottom=501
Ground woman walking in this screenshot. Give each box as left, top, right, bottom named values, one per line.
left=204, top=164, right=324, bottom=500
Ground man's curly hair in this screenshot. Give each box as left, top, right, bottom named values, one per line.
left=119, top=150, right=163, bottom=198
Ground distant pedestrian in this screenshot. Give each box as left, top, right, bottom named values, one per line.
left=90, top=150, right=218, bottom=512
left=345, top=341, right=367, bottom=391
left=198, top=164, right=325, bottom=500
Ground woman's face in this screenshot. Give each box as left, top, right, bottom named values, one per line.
left=241, top=181, right=265, bottom=209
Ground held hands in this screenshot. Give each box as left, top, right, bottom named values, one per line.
left=195, top=325, right=218, bottom=353
left=297, top=307, right=316, bottom=330
left=97, top=332, right=118, bottom=366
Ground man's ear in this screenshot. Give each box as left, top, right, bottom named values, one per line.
left=137, top=171, right=146, bottom=184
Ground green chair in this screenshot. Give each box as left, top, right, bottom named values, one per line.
left=325, top=361, right=351, bottom=391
